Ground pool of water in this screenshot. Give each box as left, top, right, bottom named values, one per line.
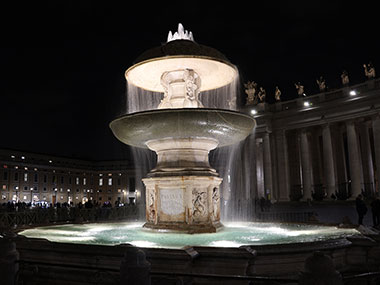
left=19, top=222, right=359, bottom=249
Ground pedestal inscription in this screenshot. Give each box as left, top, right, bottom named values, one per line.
left=160, top=188, right=184, bottom=216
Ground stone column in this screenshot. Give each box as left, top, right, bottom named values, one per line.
left=256, top=138, right=264, bottom=198
left=333, top=124, right=348, bottom=186
left=263, top=132, right=273, bottom=200
left=346, top=120, right=362, bottom=199
left=359, top=121, right=375, bottom=195
left=300, top=129, right=313, bottom=200
left=372, top=115, right=380, bottom=192
left=287, top=130, right=302, bottom=199
left=275, top=130, right=290, bottom=201
left=322, top=124, right=336, bottom=198
left=310, top=128, right=323, bottom=186
left=270, top=133, right=279, bottom=201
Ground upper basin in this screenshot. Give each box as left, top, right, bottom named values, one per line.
left=109, top=108, right=255, bottom=149
left=125, top=40, right=238, bottom=92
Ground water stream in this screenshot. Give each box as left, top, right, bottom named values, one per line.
left=125, top=75, right=257, bottom=222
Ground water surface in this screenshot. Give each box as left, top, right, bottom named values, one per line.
left=19, top=222, right=358, bottom=249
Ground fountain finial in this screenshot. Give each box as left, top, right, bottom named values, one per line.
left=167, top=23, right=194, bottom=42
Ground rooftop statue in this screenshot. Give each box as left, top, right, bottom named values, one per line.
left=316, top=76, right=327, bottom=92
left=275, top=86, right=281, bottom=101
left=295, top=82, right=306, bottom=97
left=244, top=81, right=258, bottom=105
left=258, top=87, right=266, bottom=102
left=363, top=62, right=376, bottom=79
left=341, top=70, right=349, bottom=86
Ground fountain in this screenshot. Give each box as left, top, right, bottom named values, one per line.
left=19, top=25, right=361, bottom=245
left=110, top=23, right=255, bottom=233
left=16, top=26, right=369, bottom=283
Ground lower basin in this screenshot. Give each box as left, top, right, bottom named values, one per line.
left=19, top=222, right=358, bottom=249
left=109, top=108, right=255, bottom=148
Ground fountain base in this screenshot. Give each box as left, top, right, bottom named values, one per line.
left=143, top=175, right=222, bottom=233
left=110, top=109, right=255, bottom=233
left=143, top=221, right=223, bottom=234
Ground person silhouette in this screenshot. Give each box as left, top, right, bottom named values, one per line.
left=355, top=194, right=367, bottom=225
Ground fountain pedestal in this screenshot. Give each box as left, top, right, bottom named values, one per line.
left=143, top=137, right=222, bottom=233
left=143, top=176, right=222, bottom=233
left=110, top=25, right=255, bottom=233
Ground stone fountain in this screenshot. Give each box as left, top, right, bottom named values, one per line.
left=13, top=24, right=371, bottom=285
left=110, top=24, right=255, bottom=233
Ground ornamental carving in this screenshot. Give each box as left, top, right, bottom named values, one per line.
left=212, top=187, right=220, bottom=220
left=192, top=189, right=206, bottom=218
left=147, top=189, right=156, bottom=223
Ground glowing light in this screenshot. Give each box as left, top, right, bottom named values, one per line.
left=87, top=226, right=111, bottom=233
left=251, top=109, right=257, bottom=115
left=126, top=57, right=237, bottom=92
left=303, top=101, right=310, bottom=107
left=349, top=90, right=357, bottom=96
left=54, top=237, right=96, bottom=242
left=130, top=240, right=157, bottom=248
left=210, top=240, right=243, bottom=247
left=122, top=223, right=144, bottom=229
left=224, top=222, right=248, bottom=228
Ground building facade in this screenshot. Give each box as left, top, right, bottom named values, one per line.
left=0, top=149, right=138, bottom=206
left=1, top=78, right=379, bottom=208
left=244, top=78, right=380, bottom=202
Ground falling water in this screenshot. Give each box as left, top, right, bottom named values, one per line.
left=125, top=74, right=257, bottom=222
left=199, top=76, right=241, bottom=110
left=131, top=147, right=156, bottom=220
left=210, top=132, right=256, bottom=222
left=126, top=76, right=241, bottom=113
left=126, top=82, right=163, bottom=113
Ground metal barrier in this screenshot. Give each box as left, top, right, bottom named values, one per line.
left=255, top=211, right=314, bottom=223
left=0, top=206, right=139, bottom=229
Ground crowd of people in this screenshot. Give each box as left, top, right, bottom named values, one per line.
left=0, top=199, right=135, bottom=213
left=2, top=194, right=379, bottom=228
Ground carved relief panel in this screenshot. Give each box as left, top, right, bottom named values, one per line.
left=191, top=188, right=208, bottom=222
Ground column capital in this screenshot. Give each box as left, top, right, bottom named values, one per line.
left=321, top=122, right=331, bottom=130
left=345, top=119, right=356, bottom=125
left=263, top=131, right=271, bottom=138
left=275, top=129, right=287, bottom=137
left=298, top=127, right=309, bottom=135
left=371, top=113, right=380, bottom=121
left=362, top=120, right=372, bottom=128
left=264, top=126, right=273, bottom=134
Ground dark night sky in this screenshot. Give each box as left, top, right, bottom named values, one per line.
left=1, top=1, right=379, bottom=161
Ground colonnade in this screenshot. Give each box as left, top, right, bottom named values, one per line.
left=254, top=115, right=380, bottom=201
